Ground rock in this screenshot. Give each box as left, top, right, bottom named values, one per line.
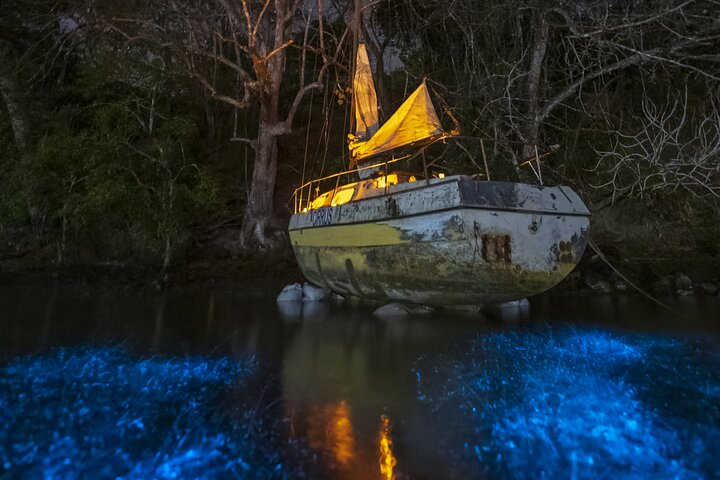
left=303, top=283, right=330, bottom=302
left=374, top=303, right=411, bottom=318
left=502, top=298, right=530, bottom=309
left=331, top=293, right=346, bottom=303
left=374, top=303, right=433, bottom=318
left=674, top=274, right=693, bottom=296
left=484, top=299, right=530, bottom=322
left=614, top=280, right=628, bottom=292
left=700, top=282, right=718, bottom=295
left=410, top=305, right=433, bottom=315
left=652, top=276, right=673, bottom=295
left=277, top=283, right=303, bottom=302
left=586, top=278, right=613, bottom=293
left=563, top=271, right=584, bottom=290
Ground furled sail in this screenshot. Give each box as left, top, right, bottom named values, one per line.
left=349, top=80, right=444, bottom=165
left=351, top=44, right=379, bottom=141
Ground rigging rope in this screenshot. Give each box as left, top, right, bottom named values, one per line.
left=319, top=85, right=334, bottom=178
left=300, top=52, right=320, bottom=191
left=299, top=86, right=314, bottom=190
left=582, top=232, right=683, bottom=317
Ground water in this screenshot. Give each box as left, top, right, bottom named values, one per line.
left=1, top=284, right=719, bottom=479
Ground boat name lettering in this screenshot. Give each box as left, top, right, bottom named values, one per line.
left=310, top=208, right=333, bottom=226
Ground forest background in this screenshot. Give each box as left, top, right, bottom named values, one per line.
left=1, top=0, right=719, bottom=290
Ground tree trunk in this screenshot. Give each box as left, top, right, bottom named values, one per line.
left=237, top=0, right=293, bottom=250
left=521, top=11, right=548, bottom=160
left=0, top=70, right=31, bottom=152
left=240, top=102, right=280, bottom=249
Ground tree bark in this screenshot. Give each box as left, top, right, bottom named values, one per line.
left=238, top=0, right=289, bottom=249
left=521, top=10, right=548, bottom=160
left=240, top=101, right=280, bottom=249
left=0, top=70, right=31, bottom=152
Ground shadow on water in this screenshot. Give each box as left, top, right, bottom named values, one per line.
left=0, top=286, right=719, bottom=478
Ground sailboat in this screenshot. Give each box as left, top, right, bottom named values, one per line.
left=287, top=44, right=590, bottom=306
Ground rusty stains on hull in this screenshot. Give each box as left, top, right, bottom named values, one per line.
left=292, top=233, right=584, bottom=306
left=289, top=178, right=590, bottom=306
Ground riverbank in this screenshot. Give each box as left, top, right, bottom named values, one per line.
left=2, top=247, right=719, bottom=302
left=2, top=189, right=719, bottom=299
left=0, top=251, right=304, bottom=297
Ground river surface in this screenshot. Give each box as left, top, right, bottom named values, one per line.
left=1, top=285, right=719, bottom=479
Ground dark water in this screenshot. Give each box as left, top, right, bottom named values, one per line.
left=1, top=285, right=719, bottom=479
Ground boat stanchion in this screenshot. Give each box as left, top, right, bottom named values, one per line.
left=480, top=139, right=491, bottom=181
left=422, top=151, right=429, bottom=186
left=534, top=145, right=543, bottom=185
left=384, top=160, right=389, bottom=194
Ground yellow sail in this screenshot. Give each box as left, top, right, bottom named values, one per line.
left=352, top=44, right=379, bottom=140
left=350, top=80, right=444, bottom=164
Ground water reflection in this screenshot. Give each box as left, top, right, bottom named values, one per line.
left=293, top=401, right=357, bottom=470
left=379, top=415, right=397, bottom=480
left=277, top=300, right=332, bottom=323
left=152, top=293, right=166, bottom=349
left=1, top=286, right=719, bottom=479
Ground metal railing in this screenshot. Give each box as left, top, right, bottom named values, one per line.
left=290, top=136, right=554, bottom=214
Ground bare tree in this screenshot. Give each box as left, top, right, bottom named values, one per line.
left=0, top=64, right=31, bottom=152
left=388, top=0, right=720, bottom=165
left=0, top=2, right=77, bottom=154
left=101, top=0, right=350, bottom=249
left=591, top=87, right=720, bottom=201
left=183, top=0, right=354, bottom=249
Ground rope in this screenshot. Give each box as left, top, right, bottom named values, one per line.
left=317, top=81, right=333, bottom=178
left=299, top=86, right=315, bottom=190
left=300, top=53, right=320, bottom=191
left=583, top=232, right=683, bottom=316
left=428, top=82, right=461, bottom=133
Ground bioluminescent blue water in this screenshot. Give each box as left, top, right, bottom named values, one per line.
left=0, top=347, right=287, bottom=479
left=415, top=327, right=720, bottom=479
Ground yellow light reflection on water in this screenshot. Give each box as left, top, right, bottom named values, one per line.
left=379, top=414, right=397, bottom=480
left=331, top=401, right=355, bottom=466
left=305, top=401, right=356, bottom=468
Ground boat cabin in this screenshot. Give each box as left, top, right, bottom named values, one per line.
left=305, top=171, right=426, bottom=211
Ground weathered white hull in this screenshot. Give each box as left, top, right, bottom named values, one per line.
left=289, top=176, right=590, bottom=306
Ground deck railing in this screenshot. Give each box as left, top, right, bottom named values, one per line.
left=290, top=136, right=554, bottom=214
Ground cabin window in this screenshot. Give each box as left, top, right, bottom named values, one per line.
left=311, top=193, right=331, bottom=210
left=332, top=188, right=355, bottom=206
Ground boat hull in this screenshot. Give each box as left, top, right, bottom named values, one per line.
left=289, top=177, right=589, bottom=306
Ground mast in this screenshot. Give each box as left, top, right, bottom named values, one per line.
left=349, top=0, right=379, bottom=142
left=347, top=0, right=458, bottom=170
left=349, top=0, right=360, bottom=137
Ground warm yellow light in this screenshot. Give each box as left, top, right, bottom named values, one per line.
left=305, top=402, right=356, bottom=469
left=409, top=176, right=416, bottom=182
left=301, top=207, right=308, bottom=213
left=379, top=414, right=397, bottom=480
left=311, top=193, right=330, bottom=210
left=438, top=173, right=445, bottom=178
left=375, top=174, right=398, bottom=189
left=332, top=402, right=355, bottom=466
left=331, top=188, right=354, bottom=206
